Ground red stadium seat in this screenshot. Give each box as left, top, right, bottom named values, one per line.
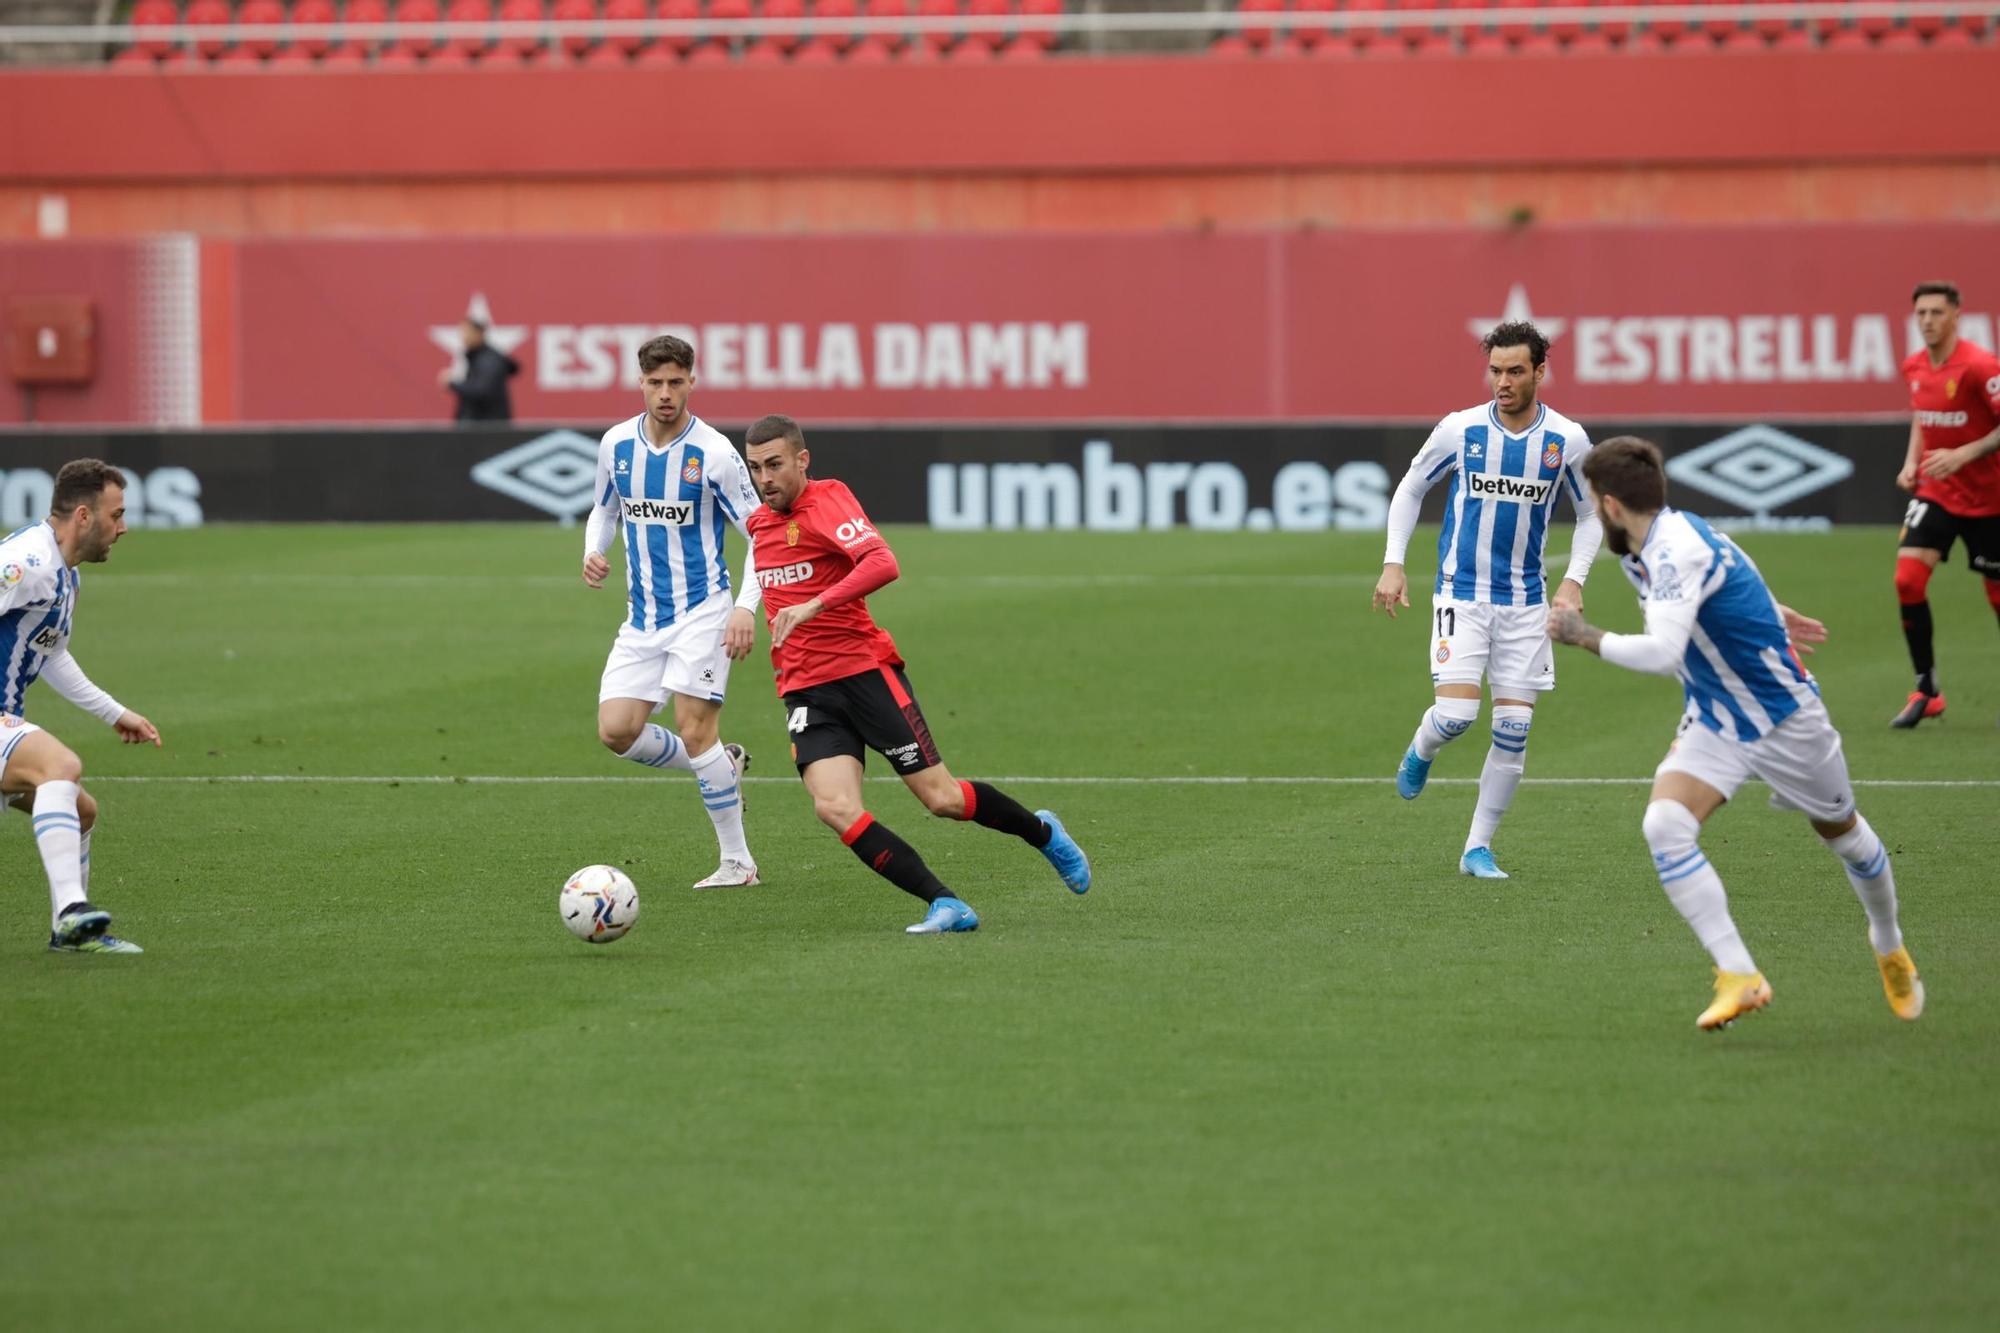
left=739, top=35, right=785, bottom=58
left=945, top=30, right=995, bottom=57
left=550, top=0, right=595, bottom=57
left=1237, top=0, right=1283, bottom=51
left=338, top=0, right=389, bottom=59
left=1210, top=33, right=1253, bottom=58
left=965, top=0, right=1009, bottom=50
left=1017, top=0, right=1057, bottom=48
left=581, top=34, right=631, bottom=60
left=814, top=0, right=860, bottom=50
left=113, top=43, right=164, bottom=67
left=430, top=40, right=485, bottom=62
left=1462, top=28, right=1512, bottom=55
left=860, top=0, right=908, bottom=50
left=998, top=32, right=1045, bottom=58
left=1930, top=24, right=1984, bottom=49
left=793, top=34, right=841, bottom=59
left=390, top=0, right=444, bottom=56
left=1514, top=29, right=1560, bottom=55
left=131, top=0, right=179, bottom=58
left=1820, top=25, right=1870, bottom=50
left=444, top=0, right=495, bottom=54
left=847, top=33, right=897, bottom=58
left=1309, top=31, right=1358, bottom=58
left=634, top=30, right=683, bottom=60
left=494, top=0, right=543, bottom=59
left=601, top=0, right=648, bottom=54
left=236, top=0, right=286, bottom=58
left=1711, top=25, right=1765, bottom=52
left=1494, top=0, right=1534, bottom=42
left=1909, top=11, right=1945, bottom=39
left=186, top=0, right=232, bottom=60
left=652, top=0, right=696, bottom=53
left=916, top=0, right=957, bottom=51
left=1287, top=0, right=1331, bottom=49
left=684, top=37, right=731, bottom=60
left=1698, top=0, right=1742, bottom=40
left=1750, top=0, right=1787, bottom=39
left=1856, top=6, right=1893, bottom=39
left=1563, top=27, right=1615, bottom=53
left=1875, top=26, right=1924, bottom=50
left=762, top=0, right=806, bottom=52
left=1624, top=27, right=1673, bottom=54
left=1588, top=0, right=1630, bottom=41
left=1546, top=0, right=1585, bottom=42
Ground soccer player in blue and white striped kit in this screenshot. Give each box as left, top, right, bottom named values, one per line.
left=1374, top=321, right=1603, bottom=879
left=583, top=335, right=765, bottom=889
left=1, top=460, right=160, bottom=954
left=1549, top=437, right=1922, bottom=1031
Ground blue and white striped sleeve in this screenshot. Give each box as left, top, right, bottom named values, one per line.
left=1383, top=419, right=1456, bottom=566
left=583, top=433, right=620, bottom=560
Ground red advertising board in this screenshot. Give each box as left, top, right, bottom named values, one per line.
left=13, top=226, right=2000, bottom=426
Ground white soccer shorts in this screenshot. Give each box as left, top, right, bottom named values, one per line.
left=598, top=596, right=736, bottom=709
left=0, top=714, right=42, bottom=772
left=1426, top=594, right=1556, bottom=695
left=1655, top=698, right=1858, bottom=824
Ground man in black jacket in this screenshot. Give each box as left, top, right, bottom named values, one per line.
left=442, top=318, right=519, bottom=423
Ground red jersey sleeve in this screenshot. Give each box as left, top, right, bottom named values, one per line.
left=1978, top=349, right=2000, bottom=422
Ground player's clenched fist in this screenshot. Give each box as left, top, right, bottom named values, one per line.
left=582, top=552, right=610, bottom=588
left=1372, top=564, right=1409, bottom=618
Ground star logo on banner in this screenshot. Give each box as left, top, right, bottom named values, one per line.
left=1467, top=284, right=1566, bottom=345
left=429, top=291, right=529, bottom=377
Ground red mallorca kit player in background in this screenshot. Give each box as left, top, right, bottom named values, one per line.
left=729, top=413, right=1092, bottom=934
left=1892, top=280, right=2000, bottom=728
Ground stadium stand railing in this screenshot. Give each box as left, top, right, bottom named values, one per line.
left=9, top=1, right=1999, bottom=68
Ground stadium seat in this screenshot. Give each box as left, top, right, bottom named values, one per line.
left=1930, top=24, right=1984, bottom=49
left=793, top=33, right=841, bottom=59
left=443, top=0, right=495, bottom=55
left=1341, top=0, right=1388, bottom=51
left=1514, top=29, right=1560, bottom=55
left=997, top=32, right=1045, bottom=58
left=1462, top=28, right=1512, bottom=56
left=1545, top=0, right=1585, bottom=42
left=337, top=0, right=389, bottom=59
left=916, top=0, right=957, bottom=51
left=651, top=0, right=696, bottom=54
left=814, top=0, right=861, bottom=50
left=1765, top=25, right=1812, bottom=51
left=1235, top=0, right=1282, bottom=51
left=858, top=0, right=908, bottom=54
left=1625, top=27, right=1673, bottom=53
left=1309, top=31, right=1358, bottom=58
left=1286, top=0, right=1331, bottom=49
left=739, top=34, right=784, bottom=58
left=600, top=0, right=648, bottom=55
left=234, top=0, right=286, bottom=59
left=761, top=0, right=806, bottom=53
left=1588, top=0, right=1631, bottom=41
left=1908, top=10, right=1945, bottom=39
left=130, top=0, right=179, bottom=58
left=945, top=30, right=996, bottom=57
left=847, top=32, right=897, bottom=58
left=1698, top=0, right=1743, bottom=40
left=1749, top=0, right=1787, bottom=39
left=1876, top=26, right=1924, bottom=50
left=494, top=0, right=543, bottom=60
left=1711, top=25, right=1765, bottom=52
left=965, top=0, right=1009, bottom=51
left=550, top=0, right=595, bottom=57
left=1564, top=27, right=1615, bottom=54
left=186, top=0, right=232, bottom=60
left=1856, top=6, right=1892, bottom=39
left=1820, top=25, right=1870, bottom=50
left=390, top=0, right=444, bottom=57
left=1494, top=0, right=1534, bottom=42
left=1209, top=33, right=1253, bottom=58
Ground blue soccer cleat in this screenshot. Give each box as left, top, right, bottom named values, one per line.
left=1396, top=747, right=1433, bottom=801
left=1459, top=847, right=1510, bottom=880
left=906, top=896, right=980, bottom=935
left=1035, top=810, right=1091, bottom=894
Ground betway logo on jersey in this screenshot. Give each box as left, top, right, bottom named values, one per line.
left=622, top=497, right=694, bottom=526
left=759, top=561, right=816, bottom=588
left=534, top=322, right=1089, bottom=392
left=1464, top=474, right=1553, bottom=503
left=1917, top=410, right=1970, bottom=428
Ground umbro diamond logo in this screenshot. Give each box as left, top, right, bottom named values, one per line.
left=1664, top=425, right=1854, bottom=518
left=471, top=431, right=601, bottom=521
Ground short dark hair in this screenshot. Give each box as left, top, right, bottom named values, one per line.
left=50, top=458, right=127, bottom=518
left=637, top=335, right=695, bottom=374
left=1582, top=436, right=1668, bottom=514
left=745, top=413, right=804, bottom=450
left=1482, top=320, right=1549, bottom=367
left=1912, top=281, right=1961, bottom=307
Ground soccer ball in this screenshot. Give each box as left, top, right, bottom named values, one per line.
left=559, top=865, right=640, bottom=943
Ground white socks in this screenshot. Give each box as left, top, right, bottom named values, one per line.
left=1467, top=704, right=1532, bottom=853
left=33, top=780, right=87, bottom=930
left=1644, top=799, right=1757, bottom=974
left=617, top=723, right=694, bottom=772
left=1823, top=816, right=1903, bottom=955
left=1411, top=696, right=1480, bottom=761
left=689, top=742, right=751, bottom=864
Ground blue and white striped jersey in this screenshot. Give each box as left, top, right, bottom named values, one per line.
left=1393, top=402, right=1599, bottom=606
left=585, top=414, right=760, bottom=632
left=0, top=522, right=77, bottom=716
left=1616, top=509, right=1819, bottom=743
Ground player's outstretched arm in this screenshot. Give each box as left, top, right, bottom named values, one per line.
left=40, top=649, right=155, bottom=744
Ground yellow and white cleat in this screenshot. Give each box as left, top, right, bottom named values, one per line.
left=1875, top=946, right=1925, bottom=1021
left=1697, top=969, right=1772, bottom=1031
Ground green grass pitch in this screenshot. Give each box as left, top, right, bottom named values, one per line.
left=1, top=522, right=1995, bottom=1331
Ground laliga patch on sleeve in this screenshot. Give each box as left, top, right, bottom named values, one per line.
left=0, top=563, right=22, bottom=587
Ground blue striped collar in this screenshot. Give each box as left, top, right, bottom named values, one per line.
left=1486, top=402, right=1546, bottom=439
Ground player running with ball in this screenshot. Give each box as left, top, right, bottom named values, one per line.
left=733, top=414, right=1091, bottom=934
left=1548, top=437, right=1923, bottom=1031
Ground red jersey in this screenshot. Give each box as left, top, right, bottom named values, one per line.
left=745, top=478, right=904, bottom=695
left=1904, top=339, right=2000, bottom=517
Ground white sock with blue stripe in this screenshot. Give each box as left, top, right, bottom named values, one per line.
left=33, top=780, right=87, bottom=929
left=618, top=723, right=694, bottom=773
left=80, top=826, right=92, bottom=895
left=689, top=741, right=751, bottom=864
left=1644, top=799, right=1756, bottom=974
left=1466, top=704, right=1532, bottom=852
left=1823, top=816, right=1902, bottom=955
left=1411, top=696, right=1480, bottom=761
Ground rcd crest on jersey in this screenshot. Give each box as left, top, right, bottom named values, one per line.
left=1542, top=440, right=1562, bottom=470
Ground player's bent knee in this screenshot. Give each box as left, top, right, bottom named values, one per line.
left=1642, top=799, right=1701, bottom=853
left=598, top=723, right=641, bottom=753
left=813, top=796, right=861, bottom=831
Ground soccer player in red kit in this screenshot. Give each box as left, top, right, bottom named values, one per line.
left=1893, top=280, right=2000, bottom=728
left=731, top=414, right=1092, bottom=933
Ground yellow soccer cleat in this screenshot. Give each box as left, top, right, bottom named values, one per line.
left=1697, top=969, right=1772, bottom=1031
left=1876, top=946, right=1925, bottom=1021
